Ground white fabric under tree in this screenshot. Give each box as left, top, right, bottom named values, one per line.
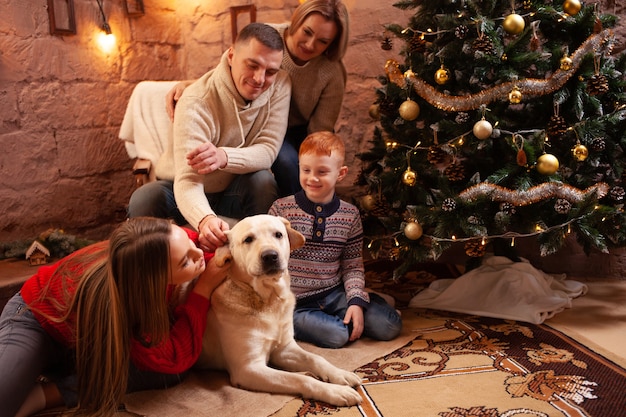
left=408, top=255, right=588, bottom=324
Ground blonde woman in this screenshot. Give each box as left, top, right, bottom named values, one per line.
left=0, top=217, right=228, bottom=417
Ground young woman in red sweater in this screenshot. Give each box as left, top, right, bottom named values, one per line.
left=0, top=217, right=228, bottom=417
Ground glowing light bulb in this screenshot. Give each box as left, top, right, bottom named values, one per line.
left=97, top=31, right=116, bottom=54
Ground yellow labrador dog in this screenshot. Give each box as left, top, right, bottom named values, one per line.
left=195, top=214, right=363, bottom=406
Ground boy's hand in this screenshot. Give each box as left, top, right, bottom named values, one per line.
left=344, top=305, right=364, bottom=341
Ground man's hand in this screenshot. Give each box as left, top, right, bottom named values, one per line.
left=344, top=305, right=365, bottom=342
left=198, top=215, right=229, bottom=252
left=187, top=142, right=228, bottom=174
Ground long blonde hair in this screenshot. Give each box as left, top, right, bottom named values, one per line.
left=289, top=0, right=350, bottom=61
left=46, top=217, right=174, bottom=415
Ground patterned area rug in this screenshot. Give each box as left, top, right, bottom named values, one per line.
left=271, top=309, right=626, bottom=417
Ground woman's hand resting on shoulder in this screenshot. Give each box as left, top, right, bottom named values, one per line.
left=165, top=80, right=194, bottom=121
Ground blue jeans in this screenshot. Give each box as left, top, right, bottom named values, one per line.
left=127, top=170, right=278, bottom=225
left=293, top=287, right=402, bottom=349
left=0, top=293, right=188, bottom=415
left=272, top=125, right=308, bottom=198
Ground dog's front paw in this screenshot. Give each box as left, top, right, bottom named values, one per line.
left=330, top=370, right=362, bottom=387
left=329, top=385, right=362, bottom=407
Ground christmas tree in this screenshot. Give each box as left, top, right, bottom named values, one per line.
left=357, top=0, right=626, bottom=278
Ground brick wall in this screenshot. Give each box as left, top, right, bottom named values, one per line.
left=1, top=0, right=624, bottom=276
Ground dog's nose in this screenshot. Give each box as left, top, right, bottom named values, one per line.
left=261, top=250, right=280, bottom=268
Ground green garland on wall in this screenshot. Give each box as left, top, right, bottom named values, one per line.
left=0, top=229, right=94, bottom=261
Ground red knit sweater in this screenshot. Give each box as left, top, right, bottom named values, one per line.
left=20, top=228, right=213, bottom=374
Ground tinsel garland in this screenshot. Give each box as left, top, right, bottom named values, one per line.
left=386, top=30, right=613, bottom=112
left=458, top=182, right=609, bottom=205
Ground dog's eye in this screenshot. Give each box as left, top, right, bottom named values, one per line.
left=274, top=232, right=283, bottom=239
left=243, top=236, right=254, bottom=244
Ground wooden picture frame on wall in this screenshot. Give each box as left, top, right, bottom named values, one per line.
left=230, top=5, right=257, bottom=43
left=47, top=0, right=76, bottom=35
left=124, top=0, right=145, bottom=17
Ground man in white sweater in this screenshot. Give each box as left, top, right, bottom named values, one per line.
left=128, top=23, right=291, bottom=251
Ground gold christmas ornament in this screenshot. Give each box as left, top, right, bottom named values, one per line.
left=560, top=56, right=573, bottom=71
left=404, top=221, right=423, bottom=240
left=402, top=168, right=417, bottom=186
left=503, top=13, right=525, bottom=35
left=399, top=99, right=420, bottom=121
left=572, top=143, right=589, bottom=161
left=563, top=0, right=582, bottom=16
left=368, top=103, right=380, bottom=120
left=509, top=86, right=522, bottom=104
left=404, top=69, right=415, bottom=78
left=536, top=153, right=560, bottom=175
left=361, top=194, right=377, bottom=211
left=472, top=118, right=493, bottom=140
left=434, top=65, right=450, bottom=85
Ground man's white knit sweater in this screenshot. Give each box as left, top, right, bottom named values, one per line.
left=156, top=51, right=291, bottom=229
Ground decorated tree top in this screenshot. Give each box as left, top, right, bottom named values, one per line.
left=357, top=0, right=626, bottom=278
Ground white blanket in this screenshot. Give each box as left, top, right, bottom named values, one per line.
left=119, top=81, right=179, bottom=167
left=408, top=256, right=587, bottom=324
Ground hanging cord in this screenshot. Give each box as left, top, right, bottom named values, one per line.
left=96, top=0, right=111, bottom=33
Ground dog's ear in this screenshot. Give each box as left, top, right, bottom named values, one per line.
left=278, top=217, right=305, bottom=250
left=213, top=232, right=232, bottom=267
